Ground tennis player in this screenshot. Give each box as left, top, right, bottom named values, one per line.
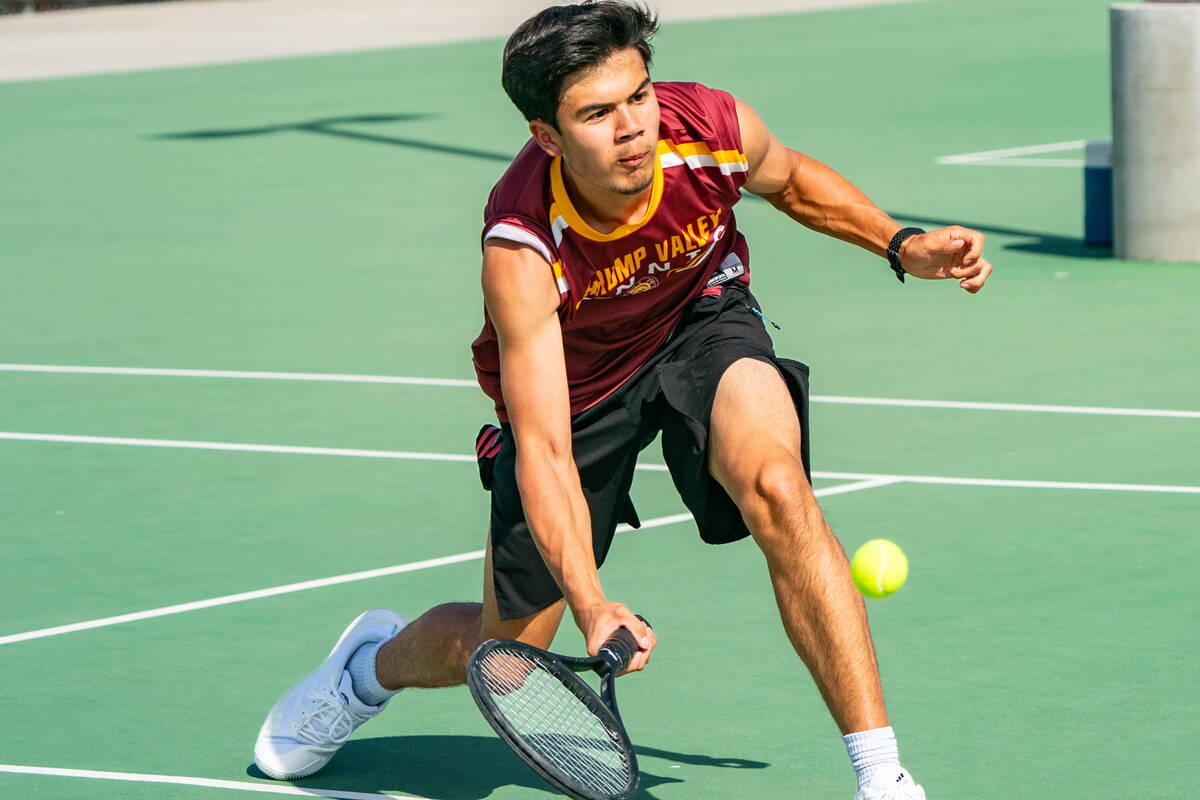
left=254, top=4, right=991, bottom=798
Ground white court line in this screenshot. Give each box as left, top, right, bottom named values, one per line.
left=3, top=363, right=1197, bottom=418
left=0, top=481, right=888, bottom=648
left=937, top=140, right=1089, bottom=162
left=0, top=433, right=715, bottom=470
left=936, top=139, right=1088, bottom=166
left=0, top=550, right=485, bottom=647
left=0, top=432, right=478, bottom=463
left=3, top=432, right=1197, bottom=494
left=816, top=471, right=1200, bottom=495
left=0, top=764, right=422, bottom=800
left=936, top=158, right=1084, bottom=168
left=812, top=395, right=1200, bottom=419
left=809, top=477, right=901, bottom=497
left=5, top=432, right=1200, bottom=494
left=5, top=469, right=1195, bottom=648
left=0, top=363, right=477, bottom=387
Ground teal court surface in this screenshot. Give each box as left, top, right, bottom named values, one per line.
left=1, top=1, right=1197, bottom=798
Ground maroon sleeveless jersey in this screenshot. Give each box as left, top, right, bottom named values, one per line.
left=471, top=82, right=751, bottom=421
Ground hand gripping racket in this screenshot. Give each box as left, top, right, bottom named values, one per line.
left=466, top=619, right=649, bottom=800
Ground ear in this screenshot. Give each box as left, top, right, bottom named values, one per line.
left=529, top=119, right=563, bottom=157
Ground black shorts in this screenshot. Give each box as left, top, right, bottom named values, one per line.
left=483, top=283, right=811, bottom=620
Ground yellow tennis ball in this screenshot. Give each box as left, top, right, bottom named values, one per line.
left=850, top=539, right=909, bottom=598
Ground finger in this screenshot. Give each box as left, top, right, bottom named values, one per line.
left=631, top=615, right=654, bottom=652
left=640, top=625, right=657, bottom=659
left=940, top=260, right=983, bottom=280
left=618, top=645, right=647, bottom=675
left=960, top=229, right=984, bottom=266
left=959, top=259, right=993, bottom=293
left=621, top=618, right=655, bottom=674
left=626, top=649, right=650, bottom=673
left=586, top=615, right=624, bottom=656
left=944, top=227, right=982, bottom=266
left=630, top=633, right=655, bottom=671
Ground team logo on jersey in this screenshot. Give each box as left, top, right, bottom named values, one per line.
left=580, top=209, right=726, bottom=302
left=629, top=276, right=659, bottom=295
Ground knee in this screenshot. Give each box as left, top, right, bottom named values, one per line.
left=739, top=456, right=813, bottom=531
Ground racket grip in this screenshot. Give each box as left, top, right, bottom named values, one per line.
left=599, top=616, right=651, bottom=673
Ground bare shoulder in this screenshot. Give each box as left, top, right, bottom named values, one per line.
left=482, top=240, right=561, bottom=332
left=733, top=98, right=793, bottom=196
left=734, top=97, right=770, bottom=163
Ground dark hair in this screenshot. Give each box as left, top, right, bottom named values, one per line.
left=501, top=2, right=659, bottom=129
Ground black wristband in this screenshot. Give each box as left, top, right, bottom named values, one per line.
left=886, top=227, right=925, bottom=283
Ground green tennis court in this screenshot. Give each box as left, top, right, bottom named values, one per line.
left=2, top=1, right=1197, bottom=798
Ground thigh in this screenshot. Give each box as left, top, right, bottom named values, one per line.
left=708, top=357, right=808, bottom=507
left=653, top=285, right=811, bottom=544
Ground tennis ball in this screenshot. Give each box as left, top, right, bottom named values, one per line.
left=850, top=539, right=909, bottom=598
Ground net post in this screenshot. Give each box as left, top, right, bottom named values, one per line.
left=1109, top=1, right=1200, bottom=261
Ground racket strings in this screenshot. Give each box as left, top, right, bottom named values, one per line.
left=479, top=646, right=633, bottom=794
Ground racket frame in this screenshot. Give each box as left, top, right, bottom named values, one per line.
left=467, top=635, right=640, bottom=800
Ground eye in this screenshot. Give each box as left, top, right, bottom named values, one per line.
left=587, top=108, right=608, bottom=121
left=632, top=91, right=648, bottom=103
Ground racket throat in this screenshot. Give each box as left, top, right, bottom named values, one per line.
left=599, top=679, right=622, bottom=719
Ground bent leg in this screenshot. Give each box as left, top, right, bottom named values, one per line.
left=708, top=357, right=886, bottom=734
left=374, top=534, right=566, bottom=689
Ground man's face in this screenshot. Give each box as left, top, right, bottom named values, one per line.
left=535, top=48, right=660, bottom=197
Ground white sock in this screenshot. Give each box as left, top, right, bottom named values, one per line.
left=346, top=640, right=400, bottom=707
left=844, top=725, right=901, bottom=790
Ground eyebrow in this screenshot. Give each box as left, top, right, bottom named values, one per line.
left=574, top=78, right=652, bottom=120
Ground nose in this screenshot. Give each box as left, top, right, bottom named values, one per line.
left=614, top=104, right=641, bottom=142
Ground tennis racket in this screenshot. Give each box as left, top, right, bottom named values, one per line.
left=466, top=619, right=649, bottom=800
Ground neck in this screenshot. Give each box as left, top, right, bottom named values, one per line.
left=560, top=165, right=653, bottom=234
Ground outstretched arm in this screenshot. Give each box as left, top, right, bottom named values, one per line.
left=482, top=240, right=655, bottom=668
left=736, top=98, right=993, bottom=293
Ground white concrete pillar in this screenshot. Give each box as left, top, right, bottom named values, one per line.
left=1110, top=2, right=1200, bottom=262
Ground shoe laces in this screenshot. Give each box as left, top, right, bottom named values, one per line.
left=292, top=676, right=370, bottom=747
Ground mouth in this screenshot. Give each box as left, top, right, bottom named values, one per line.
left=617, top=151, right=650, bottom=168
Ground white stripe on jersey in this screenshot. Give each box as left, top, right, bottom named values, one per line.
left=483, top=222, right=569, bottom=297
left=659, top=151, right=749, bottom=175
left=550, top=214, right=569, bottom=248
left=484, top=223, right=553, bottom=264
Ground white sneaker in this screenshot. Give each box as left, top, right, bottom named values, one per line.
left=855, top=767, right=927, bottom=800
left=254, top=608, right=408, bottom=780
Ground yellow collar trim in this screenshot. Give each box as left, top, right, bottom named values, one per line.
left=549, top=143, right=665, bottom=242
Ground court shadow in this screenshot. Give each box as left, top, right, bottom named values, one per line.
left=742, top=194, right=1112, bottom=260
left=151, top=112, right=514, bottom=163
left=244, top=734, right=767, bottom=799
left=885, top=211, right=1113, bottom=260
left=635, top=743, right=768, bottom=770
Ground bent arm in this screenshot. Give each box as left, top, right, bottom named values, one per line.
left=737, top=98, right=899, bottom=256
left=736, top=98, right=992, bottom=292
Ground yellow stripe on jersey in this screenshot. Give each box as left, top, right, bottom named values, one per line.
left=551, top=259, right=569, bottom=296
left=657, top=138, right=749, bottom=174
